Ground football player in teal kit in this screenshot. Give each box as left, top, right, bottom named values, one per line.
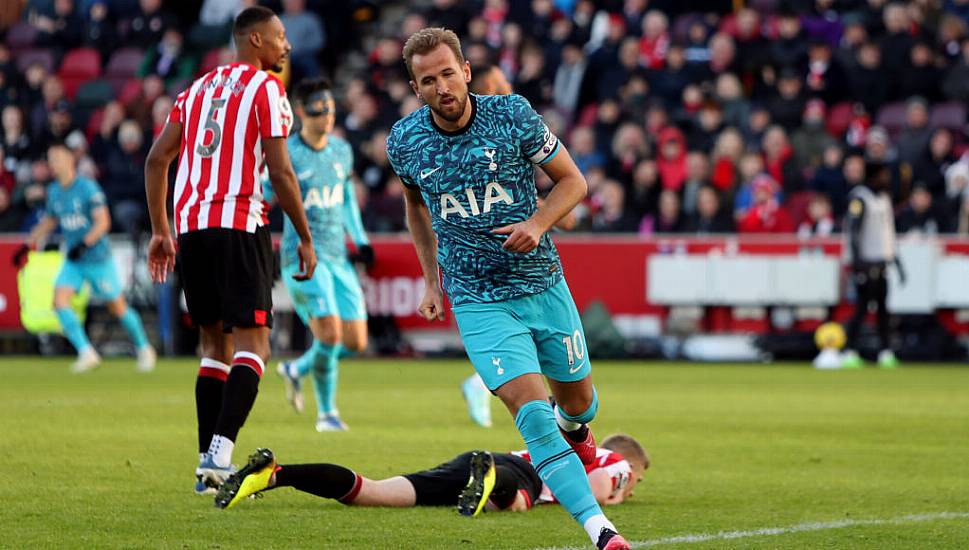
left=22, top=143, right=155, bottom=373
left=385, top=28, right=629, bottom=550
left=266, top=78, right=371, bottom=432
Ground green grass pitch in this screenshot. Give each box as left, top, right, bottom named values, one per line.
left=2, top=357, right=968, bottom=549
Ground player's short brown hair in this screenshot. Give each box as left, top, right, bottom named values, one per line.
left=402, top=27, right=465, bottom=80
left=602, top=433, right=650, bottom=471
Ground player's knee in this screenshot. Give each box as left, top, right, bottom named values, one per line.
left=345, top=333, right=367, bottom=353
left=318, top=323, right=341, bottom=346
left=558, top=388, right=598, bottom=424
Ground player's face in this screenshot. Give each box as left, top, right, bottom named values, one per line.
left=257, top=16, right=291, bottom=73
left=410, top=44, right=471, bottom=123
left=476, top=66, right=512, bottom=96
left=47, top=146, right=74, bottom=181
left=298, top=92, right=336, bottom=136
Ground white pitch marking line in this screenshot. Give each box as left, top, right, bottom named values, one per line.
left=534, top=512, right=969, bottom=550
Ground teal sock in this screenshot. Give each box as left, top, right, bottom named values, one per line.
left=290, top=340, right=325, bottom=378
left=515, top=400, right=602, bottom=524
left=311, top=342, right=341, bottom=415
left=55, top=307, right=92, bottom=353
left=118, top=308, right=149, bottom=349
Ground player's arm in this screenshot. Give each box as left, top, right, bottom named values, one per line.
left=586, top=469, right=618, bottom=505
left=263, top=136, right=316, bottom=281
left=343, top=174, right=374, bottom=266
left=25, top=215, right=58, bottom=249
left=403, top=184, right=445, bottom=321
left=845, top=196, right=865, bottom=269
left=495, top=147, right=586, bottom=253
left=144, top=121, right=181, bottom=282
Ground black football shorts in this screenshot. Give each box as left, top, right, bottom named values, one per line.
left=403, top=451, right=542, bottom=507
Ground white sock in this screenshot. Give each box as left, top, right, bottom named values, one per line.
left=554, top=404, right=582, bottom=432
left=207, top=435, right=234, bottom=468
left=583, top=514, right=617, bottom=545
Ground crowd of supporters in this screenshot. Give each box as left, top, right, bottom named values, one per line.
left=3, top=0, right=969, bottom=238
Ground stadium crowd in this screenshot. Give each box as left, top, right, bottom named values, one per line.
left=3, top=0, right=969, bottom=238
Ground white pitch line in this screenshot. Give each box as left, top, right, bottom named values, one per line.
left=534, top=512, right=969, bottom=550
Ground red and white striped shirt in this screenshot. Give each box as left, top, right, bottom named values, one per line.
left=513, top=448, right=632, bottom=504
left=167, top=62, right=292, bottom=234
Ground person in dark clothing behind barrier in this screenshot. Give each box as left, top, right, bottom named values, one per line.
left=841, top=162, right=906, bottom=369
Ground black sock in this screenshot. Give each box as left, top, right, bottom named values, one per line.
left=274, top=463, right=361, bottom=502
left=214, top=366, right=260, bottom=442
left=563, top=423, right=589, bottom=443
left=488, top=465, right=520, bottom=510
left=195, top=375, right=225, bottom=453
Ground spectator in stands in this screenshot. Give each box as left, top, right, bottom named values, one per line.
left=126, top=75, right=165, bottom=131
left=552, top=41, right=587, bottom=117
left=642, top=188, right=687, bottom=234
left=738, top=174, right=795, bottom=233
left=648, top=44, right=690, bottom=109
left=101, top=119, right=147, bottom=235
left=569, top=126, right=604, bottom=174
left=913, top=128, right=957, bottom=198
left=515, top=44, right=552, bottom=106
left=36, top=99, right=74, bottom=153
left=608, top=122, right=649, bottom=185
left=715, top=72, right=751, bottom=130
left=848, top=41, right=889, bottom=112
left=768, top=67, right=808, bottom=132
left=770, top=10, right=807, bottom=70
left=138, top=29, right=196, bottom=88
left=91, top=100, right=124, bottom=165
left=942, top=37, right=969, bottom=102
left=896, top=97, right=933, bottom=166
left=791, top=99, right=836, bottom=173
left=626, top=158, right=659, bottom=220
left=358, top=130, right=393, bottom=195
left=199, top=0, right=243, bottom=27
left=797, top=193, right=836, bottom=237
left=811, top=144, right=850, bottom=217
left=590, top=179, right=637, bottom=232
left=897, top=184, right=952, bottom=234
left=688, top=101, right=725, bottom=153
left=280, top=0, right=325, bottom=81
left=150, top=95, right=172, bottom=138
left=2, top=105, right=32, bottom=168
left=687, top=185, right=734, bottom=234
left=805, top=37, right=848, bottom=104
left=762, top=125, right=803, bottom=193
left=125, top=0, right=177, bottom=50
left=710, top=127, right=743, bottom=192
left=12, top=160, right=49, bottom=231
left=707, top=32, right=738, bottom=77
left=0, top=49, right=16, bottom=112
left=83, top=1, right=118, bottom=62
left=880, top=2, right=916, bottom=97
left=681, top=151, right=710, bottom=216
left=30, top=0, right=83, bottom=53
left=638, top=10, right=669, bottom=69
left=657, top=126, right=687, bottom=191
left=585, top=14, right=626, bottom=104
left=865, top=125, right=910, bottom=201
left=683, top=20, right=711, bottom=65
left=0, top=182, right=22, bottom=232
left=363, top=175, right=406, bottom=232
left=898, top=41, right=942, bottom=102
left=28, top=75, right=65, bottom=145
left=734, top=152, right=769, bottom=219
left=424, top=0, right=471, bottom=38
left=0, top=144, right=14, bottom=196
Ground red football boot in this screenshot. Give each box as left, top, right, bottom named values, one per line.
left=562, top=425, right=597, bottom=466
left=597, top=528, right=630, bottom=550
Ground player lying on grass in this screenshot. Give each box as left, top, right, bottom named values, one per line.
left=215, top=433, right=648, bottom=522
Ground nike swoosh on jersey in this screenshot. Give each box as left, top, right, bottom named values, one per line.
left=420, top=166, right=442, bottom=179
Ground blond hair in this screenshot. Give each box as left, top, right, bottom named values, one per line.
left=602, top=433, right=650, bottom=471
left=402, top=27, right=465, bottom=79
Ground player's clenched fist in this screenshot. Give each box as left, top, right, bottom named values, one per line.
left=418, top=285, right=445, bottom=321
left=493, top=218, right=544, bottom=254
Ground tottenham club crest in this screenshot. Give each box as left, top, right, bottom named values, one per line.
left=483, top=148, right=498, bottom=171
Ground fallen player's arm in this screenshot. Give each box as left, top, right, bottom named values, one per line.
left=587, top=469, right=618, bottom=505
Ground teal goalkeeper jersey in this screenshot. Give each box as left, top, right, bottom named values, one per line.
left=262, top=134, right=368, bottom=267
left=386, top=94, right=563, bottom=305
left=44, top=176, right=112, bottom=263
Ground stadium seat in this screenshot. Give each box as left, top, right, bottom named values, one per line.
left=825, top=102, right=853, bottom=138
left=118, top=78, right=143, bottom=107
left=15, top=48, right=55, bottom=74
left=105, top=48, right=145, bottom=87
left=929, top=101, right=967, bottom=131
left=875, top=102, right=907, bottom=136
left=6, top=21, right=38, bottom=52
left=74, top=79, right=116, bottom=111
left=58, top=48, right=103, bottom=100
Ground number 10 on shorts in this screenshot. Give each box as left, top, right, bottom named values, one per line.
left=562, top=330, right=585, bottom=366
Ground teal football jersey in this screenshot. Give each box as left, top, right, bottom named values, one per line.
left=263, top=134, right=368, bottom=266
left=386, top=94, right=563, bottom=305
left=44, top=176, right=112, bottom=263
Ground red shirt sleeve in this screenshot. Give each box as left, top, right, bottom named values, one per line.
left=254, top=76, right=292, bottom=139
